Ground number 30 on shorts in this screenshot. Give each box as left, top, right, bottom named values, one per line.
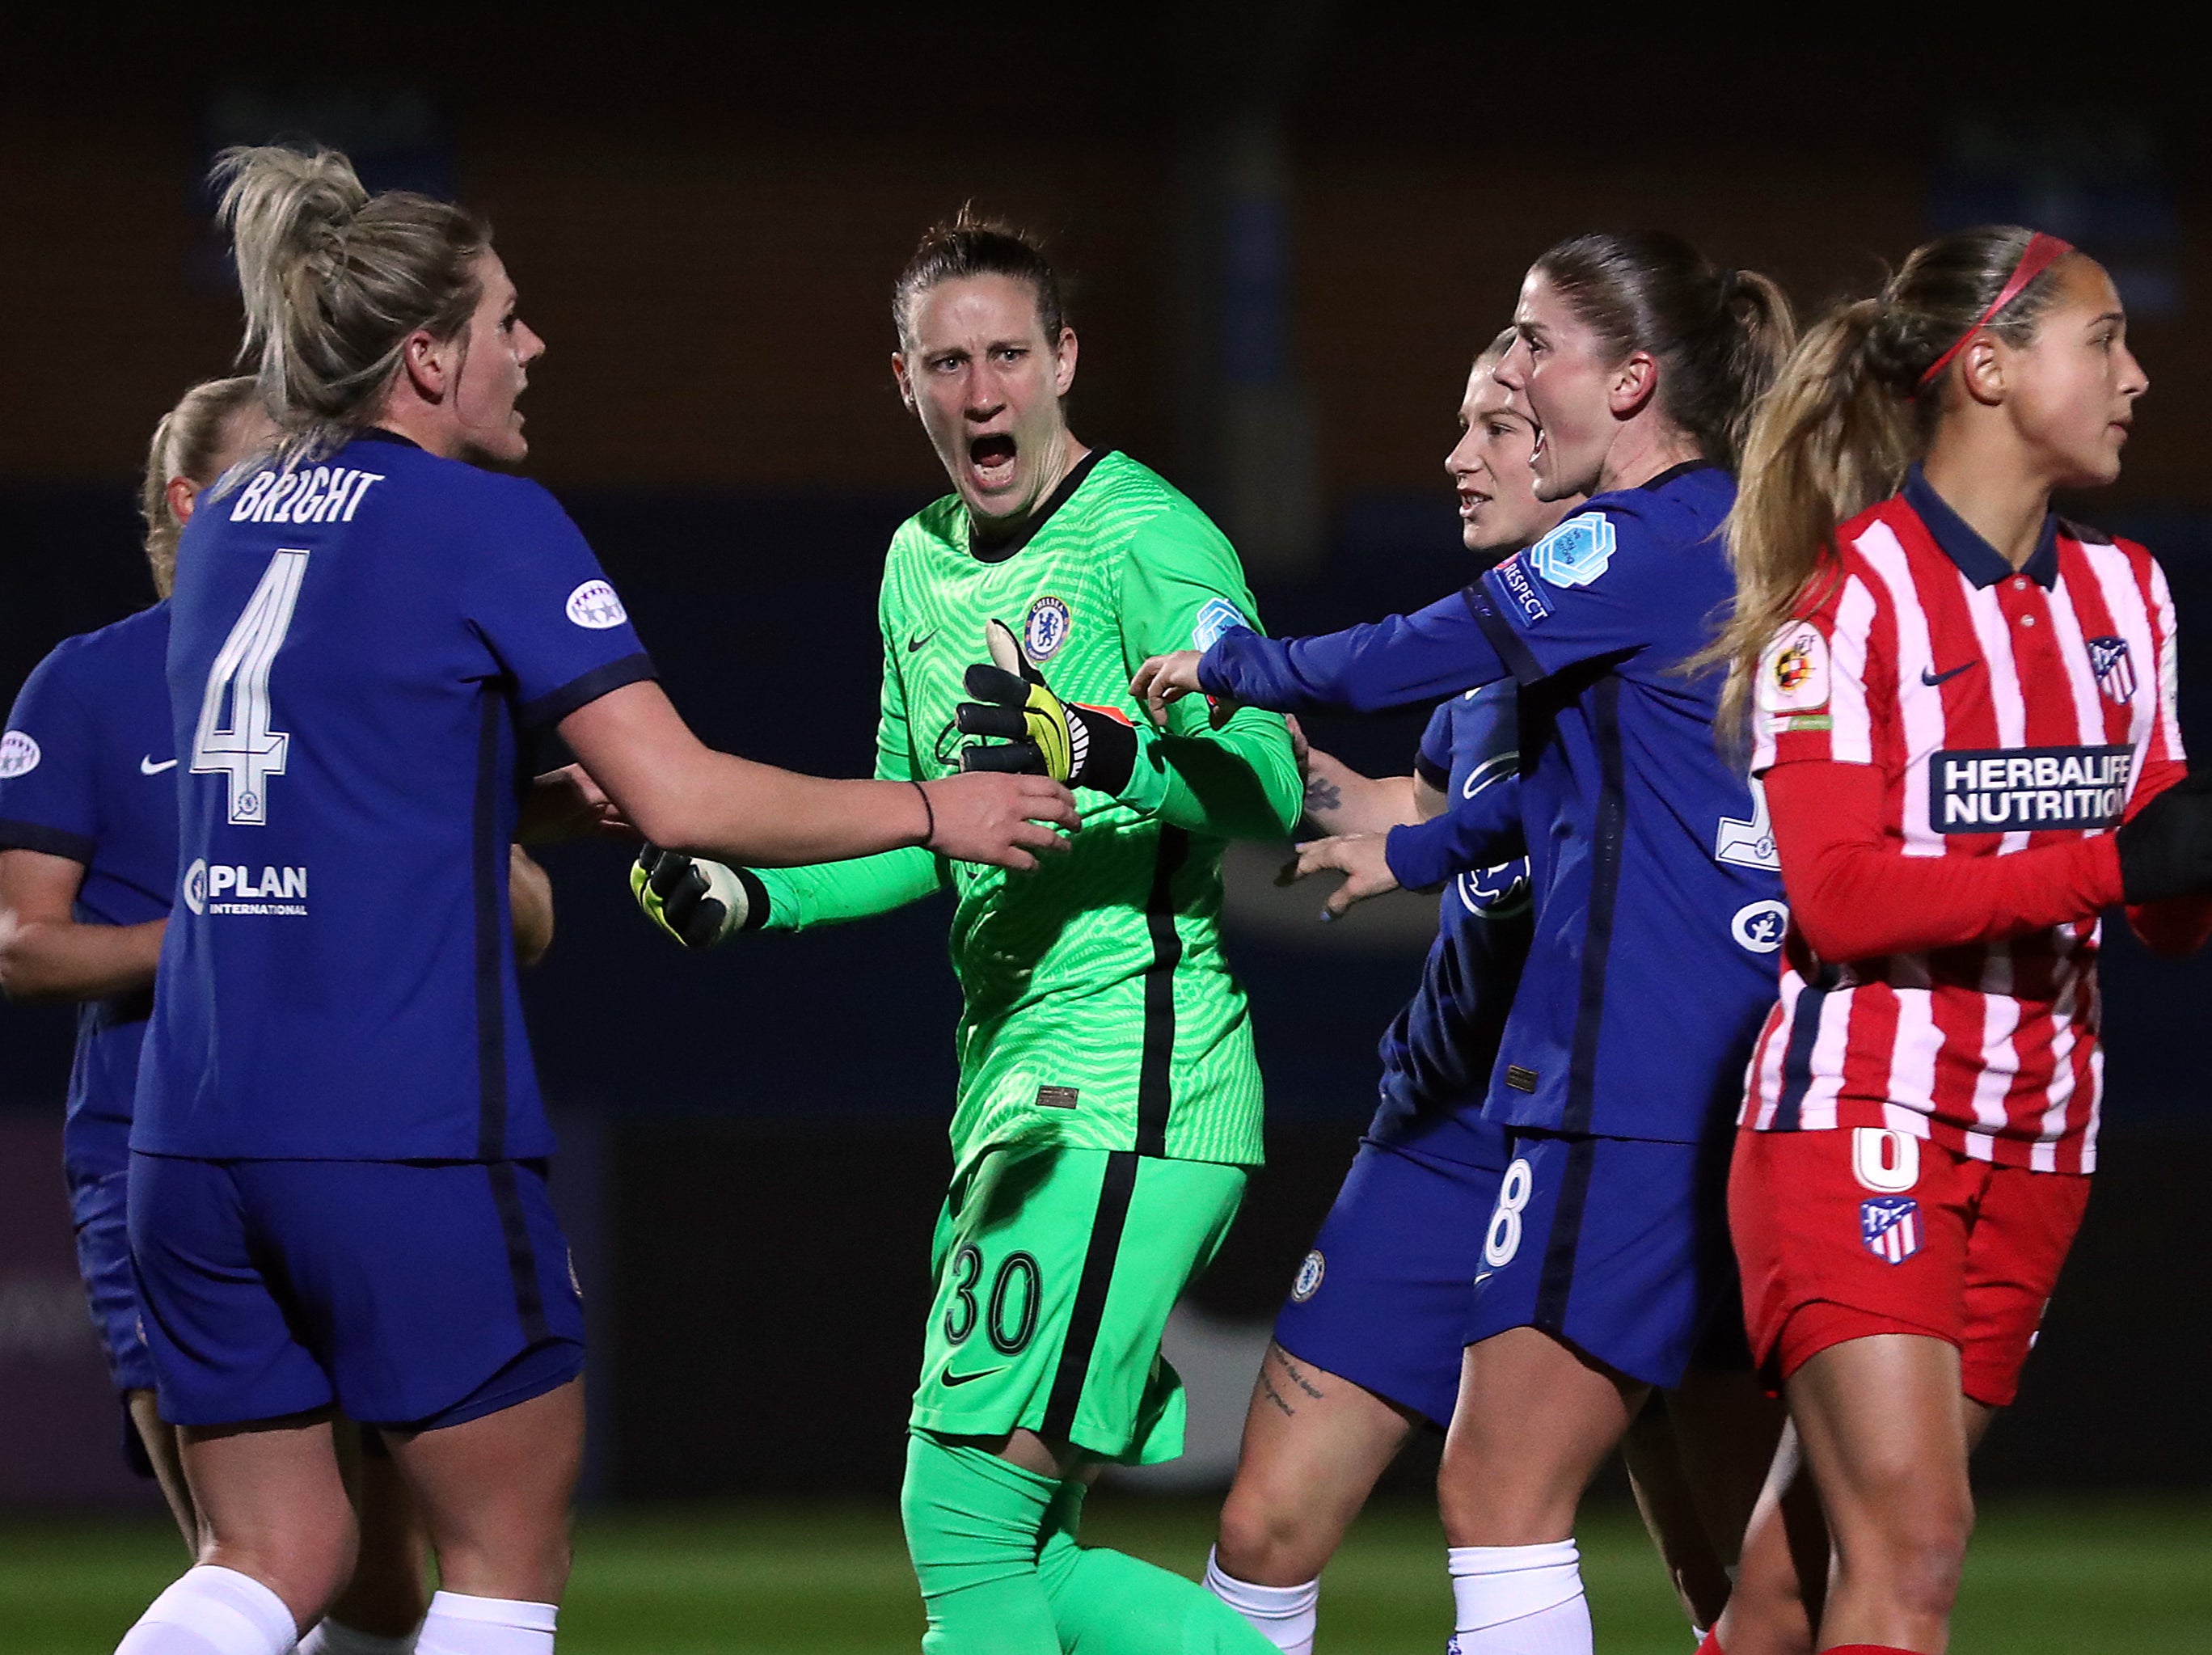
left=1483, top=1157, right=1536, bottom=1269
left=943, top=1244, right=1042, bottom=1355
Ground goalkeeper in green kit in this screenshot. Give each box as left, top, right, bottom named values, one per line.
left=633, top=213, right=1300, bottom=1653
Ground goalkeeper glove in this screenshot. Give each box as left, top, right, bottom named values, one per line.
left=956, top=619, right=1138, bottom=795
left=630, top=845, right=758, bottom=949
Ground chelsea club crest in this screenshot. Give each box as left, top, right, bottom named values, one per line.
left=1024, top=596, right=1072, bottom=663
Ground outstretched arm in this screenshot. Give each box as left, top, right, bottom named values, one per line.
left=1133, top=589, right=1511, bottom=720
left=561, top=680, right=1074, bottom=871
left=1768, top=759, right=2212, bottom=961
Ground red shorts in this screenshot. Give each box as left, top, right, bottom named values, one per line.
left=1729, top=1125, right=2090, bottom=1408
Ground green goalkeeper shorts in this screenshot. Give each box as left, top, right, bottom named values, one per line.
left=910, top=1144, right=1247, bottom=1466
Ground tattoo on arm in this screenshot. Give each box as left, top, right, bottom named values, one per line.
left=1303, top=776, right=1342, bottom=818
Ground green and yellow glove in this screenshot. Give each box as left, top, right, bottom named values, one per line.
left=630, top=845, right=759, bottom=950
left=955, top=619, right=1138, bottom=796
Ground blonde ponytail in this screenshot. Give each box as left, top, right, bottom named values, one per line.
left=1705, top=226, right=2078, bottom=739
left=1706, top=300, right=1914, bottom=733
left=211, top=143, right=490, bottom=465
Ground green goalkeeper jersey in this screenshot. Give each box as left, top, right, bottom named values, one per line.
left=749, top=450, right=1300, bottom=1176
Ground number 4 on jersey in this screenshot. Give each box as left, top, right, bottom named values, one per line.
left=1715, top=775, right=1780, bottom=871
left=192, top=549, right=310, bottom=825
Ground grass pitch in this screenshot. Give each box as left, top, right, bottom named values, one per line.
left=4, top=1494, right=2209, bottom=1653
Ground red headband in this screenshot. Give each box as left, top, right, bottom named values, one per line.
left=1916, top=232, right=2075, bottom=389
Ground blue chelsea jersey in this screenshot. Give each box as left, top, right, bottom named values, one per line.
left=134, top=429, right=656, bottom=1160
left=1427, top=464, right=1783, bottom=1142
left=0, top=604, right=179, bottom=1172
left=1204, top=464, right=1786, bottom=1145
left=1365, top=684, right=1528, bottom=1166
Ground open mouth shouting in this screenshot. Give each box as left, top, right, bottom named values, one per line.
left=967, top=429, right=1020, bottom=495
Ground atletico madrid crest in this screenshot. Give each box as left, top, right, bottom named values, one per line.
left=1860, top=1196, right=1922, bottom=1264
left=2087, top=636, right=2136, bottom=706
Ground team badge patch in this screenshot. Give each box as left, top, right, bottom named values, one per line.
left=1024, top=596, right=1072, bottom=662
left=1192, top=597, right=1248, bottom=651
left=1860, top=1196, right=1922, bottom=1264
left=1290, top=1249, right=1325, bottom=1303
left=564, top=579, right=628, bottom=630
left=0, top=730, right=40, bottom=778
left=1527, top=513, right=1617, bottom=589
left=1757, top=625, right=1830, bottom=712
left=2087, top=636, right=2137, bottom=706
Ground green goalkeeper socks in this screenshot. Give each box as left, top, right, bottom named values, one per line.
left=902, top=1433, right=1062, bottom=1653
left=1035, top=1480, right=1277, bottom=1653
left=900, top=1432, right=1274, bottom=1654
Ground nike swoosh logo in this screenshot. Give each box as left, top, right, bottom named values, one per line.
left=907, top=631, right=938, bottom=653
left=940, top=1366, right=1004, bottom=1387
left=1920, top=661, right=1978, bottom=687
left=140, top=757, right=179, bottom=775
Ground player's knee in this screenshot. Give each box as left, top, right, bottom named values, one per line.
left=209, top=1503, right=359, bottom=1622
left=1215, top=1482, right=1332, bottom=1585
left=1836, top=1485, right=1971, bottom=1622
left=1884, top=1501, right=1971, bottom=1621
left=432, top=1525, right=572, bottom=1604
left=1436, top=1432, right=1566, bottom=1545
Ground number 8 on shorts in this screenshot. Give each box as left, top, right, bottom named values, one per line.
left=1484, top=1157, right=1535, bottom=1269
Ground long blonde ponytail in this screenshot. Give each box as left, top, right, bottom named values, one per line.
left=1708, top=226, right=2078, bottom=737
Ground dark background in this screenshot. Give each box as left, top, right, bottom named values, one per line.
left=2, top=11, right=2207, bottom=1503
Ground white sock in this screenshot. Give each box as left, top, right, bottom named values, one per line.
left=116, top=1565, right=298, bottom=1655
left=297, top=1619, right=420, bottom=1655
left=410, top=1594, right=555, bottom=1655
left=1445, top=1541, right=1589, bottom=1654
left=1203, top=1547, right=1319, bottom=1654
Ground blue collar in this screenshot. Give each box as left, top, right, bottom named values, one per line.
left=1902, top=464, right=2059, bottom=589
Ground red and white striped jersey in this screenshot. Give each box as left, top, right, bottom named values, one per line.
left=1741, top=468, right=2184, bottom=1174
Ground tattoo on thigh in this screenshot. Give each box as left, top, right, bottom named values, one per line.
left=1260, top=1371, right=1298, bottom=1417
left=1275, top=1350, right=1326, bottom=1401
left=1303, top=777, right=1342, bottom=817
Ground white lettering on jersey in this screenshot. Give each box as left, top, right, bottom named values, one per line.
left=566, top=580, right=629, bottom=630
left=0, top=730, right=40, bottom=778
left=234, top=468, right=383, bottom=525
left=230, top=472, right=275, bottom=521
left=339, top=472, right=384, bottom=521
left=184, top=857, right=310, bottom=917
left=1930, top=744, right=2133, bottom=832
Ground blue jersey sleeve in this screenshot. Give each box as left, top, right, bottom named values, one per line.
left=0, top=640, right=100, bottom=863
left=1198, top=589, right=1510, bottom=715
left=1467, top=505, right=1686, bottom=686
left=1414, top=701, right=1455, bottom=791
left=459, top=479, right=657, bottom=727
left=1384, top=771, right=1524, bottom=891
